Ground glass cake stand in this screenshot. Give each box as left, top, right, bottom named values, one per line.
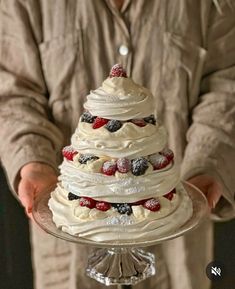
left=32, top=181, right=209, bottom=287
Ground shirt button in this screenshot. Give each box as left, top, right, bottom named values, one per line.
left=119, top=45, right=129, bottom=56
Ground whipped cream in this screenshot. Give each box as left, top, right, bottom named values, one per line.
left=49, top=183, right=193, bottom=242
left=59, top=159, right=179, bottom=203
left=72, top=122, right=167, bottom=159
left=84, top=77, right=154, bottom=120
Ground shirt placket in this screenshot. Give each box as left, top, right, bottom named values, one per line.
left=104, top=0, right=133, bottom=75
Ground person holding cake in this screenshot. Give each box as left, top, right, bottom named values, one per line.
left=0, top=1, right=235, bottom=289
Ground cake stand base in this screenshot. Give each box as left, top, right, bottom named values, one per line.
left=86, top=248, right=155, bottom=286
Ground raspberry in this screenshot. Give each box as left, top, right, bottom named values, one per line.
left=131, top=157, right=149, bottom=176
left=68, top=192, right=79, bottom=201
left=79, top=197, right=96, bottom=209
left=143, top=198, right=161, bottom=212
left=102, top=161, right=117, bottom=176
left=62, top=146, right=78, bottom=161
left=92, top=117, right=109, bottom=129
left=109, top=64, right=127, bottom=78
left=78, top=154, right=99, bottom=164
left=163, top=191, right=174, bottom=201
left=96, top=201, right=111, bottom=211
left=160, top=148, right=174, bottom=162
left=105, top=120, right=122, bottom=132
left=81, top=111, right=96, bottom=123
left=149, top=153, right=169, bottom=170
left=144, top=115, right=156, bottom=125
left=131, top=119, right=146, bottom=127
left=117, top=157, right=131, bottom=173
left=116, top=203, right=132, bottom=215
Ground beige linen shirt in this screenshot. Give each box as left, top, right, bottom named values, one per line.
left=0, top=1, right=235, bottom=289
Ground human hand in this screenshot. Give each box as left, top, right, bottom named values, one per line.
left=187, top=174, right=222, bottom=210
left=18, top=162, right=58, bottom=219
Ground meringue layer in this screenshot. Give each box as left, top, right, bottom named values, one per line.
left=84, top=77, right=154, bottom=120
left=59, top=159, right=179, bottom=203
left=48, top=182, right=193, bottom=242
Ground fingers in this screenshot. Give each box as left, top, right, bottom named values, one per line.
left=18, top=179, right=35, bottom=216
left=207, top=182, right=222, bottom=209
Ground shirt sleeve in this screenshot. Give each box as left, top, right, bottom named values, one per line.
left=181, top=1, right=235, bottom=221
left=0, top=1, right=63, bottom=195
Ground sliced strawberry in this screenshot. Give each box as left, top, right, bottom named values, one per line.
left=96, top=201, right=111, bottom=211
left=102, top=161, right=117, bottom=176
left=79, top=197, right=96, bottom=209
left=143, top=198, right=161, bottom=212
left=131, top=119, right=146, bottom=127
left=163, top=192, right=174, bottom=201
left=109, top=64, right=127, bottom=78
left=62, top=146, right=78, bottom=161
left=160, top=148, right=174, bottom=162
left=92, top=117, right=109, bottom=129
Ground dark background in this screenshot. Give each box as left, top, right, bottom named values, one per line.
left=0, top=166, right=234, bottom=289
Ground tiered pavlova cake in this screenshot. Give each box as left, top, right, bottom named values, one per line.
left=49, top=64, right=193, bottom=242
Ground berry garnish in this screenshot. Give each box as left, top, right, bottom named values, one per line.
left=109, top=64, right=127, bottom=78
left=160, top=148, right=174, bottom=162
left=143, top=198, right=161, bottom=212
left=144, top=114, right=156, bottom=125
left=131, top=157, right=149, bottom=176
left=79, top=197, right=96, bottom=209
left=149, top=153, right=169, bottom=170
left=68, top=192, right=79, bottom=201
left=117, top=157, right=131, bottom=173
left=131, top=198, right=149, bottom=206
left=116, top=203, right=132, bottom=215
left=62, top=146, right=78, bottom=161
left=102, top=161, right=117, bottom=176
left=96, top=201, right=111, bottom=211
left=78, top=154, right=99, bottom=164
left=92, top=117, right=109, bottom=129
left=105, top=120, right=122, bottom=132
left=131, top=119, right=146, bottom=127
left=81, top=111, right=96, bottom=123
left=163, top=191, right=174, bottom=201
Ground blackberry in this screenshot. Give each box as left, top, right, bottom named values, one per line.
left=131, top=157, right=149, bottom=176
left=105, top=120, right=122, bottom=132
left=68, top=192, right=79, bottom=201
left=117, top=203, right=132, bottom=215
left=143, top=114, right=156, bottom=125
left=78, top=154, right=99, bottom=164
left=81, top=111, right=96, bottom=123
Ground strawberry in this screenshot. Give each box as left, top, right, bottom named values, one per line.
left=96, top=201, right=111, bottom=211
left=160, top=148, right=174, bottom=162
left=131, top=119, right=146, bottom=127
left=92, top=117, right=109, bottom=129
left=149, top=153, right=169, bottom=170
left=143, top=198, right=161, bottom=212
left=109, top=64, right=127, bottom=78
left=117, top=157, right=131, bottom=173
left=62, top=146, right=78, bottom=161
left=79, top=197, right=96, bottom=209
left=163, top=192, right=174, bottom=201
left=102, top=161, right=117, bottom=176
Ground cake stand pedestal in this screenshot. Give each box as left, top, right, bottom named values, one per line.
left=32, top=181, right=209, bottom=287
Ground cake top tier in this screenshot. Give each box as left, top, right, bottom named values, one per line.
left=84, top=64, right=154, bottom=121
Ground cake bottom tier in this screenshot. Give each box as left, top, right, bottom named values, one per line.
left=48, top=183, right=193, bottom=242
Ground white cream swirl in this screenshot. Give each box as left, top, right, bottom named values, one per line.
left=48, top=183, right=193, bottom=242
left=59, top=159, right=179, bottom=203
left=84, top=77, right=154, bottom=120
left=72, top=122, right=167, bottom=158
